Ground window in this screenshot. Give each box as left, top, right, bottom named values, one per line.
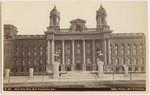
left=134, top=58, right=137, bottom=64
left=16, top=60, right=18, bottom=65
left=133, top=44, right=137, bottom=55
left=87, top=58, right=91, bottom=64
left=21, top=68, right=24, bottom=72
left=77, top=49, right=80, bottom=54
left=15, top=68, right=18, bottom=72
left=139, top=44, right=143, bottom=54
left=22, top=51, right=24, bottom=56
left=87, top=48, right=90, bottom=54
left=127, top=44, right=131, bottom=55
left=40, top=46, right=43, bottom=50
left=140, top=58, right=144, bottom=64
left=128, top=58, right=131, bottom=64
left=77, top=44, right=80, bottom=48
left=22, top=60, right=25, bottom=66
left=45, top=59, right=47, bottom=64
left=121, top=44, right=124, bottom=54
left=87, top=43, right=90, bottom=48
left=110, top=45, right=112, bottom=55
left=34, top=51, right=36, bottom=56
left=40, top=60, right=42, bottom=65
left=34, top=46, right=37, bottom=50
left=46, top=51, right=47, bottom=55
left=22, top=46, right=24, bottom=50
left=16, top=45, right=19, bottom=50
left=28, top=60, right=31, bottom=65
left=40, top=51, right=43, bottom=56
left=115, top=44, right=118, bottom=54
left=67, top=58, right=70, bottom=65
left=96, top=43, right=99, bottom=48
left=122, top=58, right=125, bottom=65
left=34, top=60, right=37, bottom=65
left=115, top=58, right=119, bottom=65
left=28, top=51, right=31, bottom=56
left=16, top=52, right=19, bottom=56
left=28, top=45, right=30, bottom=50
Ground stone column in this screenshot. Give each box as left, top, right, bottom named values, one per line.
left=82, top=39, right=86, bottom=71
left=5, top=69, right=10, bottom=78
left=48, top=40, right=51, bottom=64
left=52, top=40, right=55, bottom=64
left=71, top=40, right=75, bottom=70
left=29, top=68, right=34, bottom=77
left=46, top=40, right=53, bottom=74
left=97, top=61, right=104, bottom=78
left=61, top=40, right=65, bottom=72
left=123, top=64, right=129, bottom=77
left=53, top=61, right=60, bottom=79
left=103, top=39, right=107, bottom=64
left=92, top=39, right=96, bottom=71
left=107, top=39, right=111, bottom=64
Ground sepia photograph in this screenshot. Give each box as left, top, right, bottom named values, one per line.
left=1, top=1, right=149, bottom=93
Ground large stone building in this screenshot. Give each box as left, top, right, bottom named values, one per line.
left=4, top=5, right=146, bottom=76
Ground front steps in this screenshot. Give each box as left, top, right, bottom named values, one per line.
left=60, top=71, right=98, bottom=80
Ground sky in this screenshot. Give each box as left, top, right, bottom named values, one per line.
left=2, top=1, right=148, bottom=35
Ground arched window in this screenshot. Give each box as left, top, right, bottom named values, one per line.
left=122, top=58, right=125, bottom=65
left=134, top=58, right=137, bottom=64
left=110, top=44, right=112, bottom=55
left=40, top=46, right=43, bottom=50
left=115, top=44, right=118, bottom=55
left=67, top=58, right=70, bottom=65
left=34, top=45, right=37, bottom=50
left=16, top=60, right=18, bottom=65
left=22, top=60, right=25, bottom=66
left=127, top=44, right=131, bottom=55
left=133, top=44, right=137, bottom=55
left=87, top=58, right=91, bottom=64
left=115, top=58, right=119, bottom=65
left=121, top=44, right=124, bottom=54
left=76, top=26, right=82, bottom=32
left=28, top=60, right=31, bottom=65
left=139, top=44, right=143, bottom=54
left=128, top=58, right=131, bottom=64
left=40, top=59, right=42, bottom=65
left=34, top=60, right=37, bottom=65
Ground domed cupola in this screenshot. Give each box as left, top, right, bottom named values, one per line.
left=96, top=4, right=110, bottom=31
left=50, top=5, right=60, bottom=17
left=47, top=5, right=60, bottom=32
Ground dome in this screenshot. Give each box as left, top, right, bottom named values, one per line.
left=97, top=4, right=106, bottom=15
left=50, top=5, right=59, bottom=15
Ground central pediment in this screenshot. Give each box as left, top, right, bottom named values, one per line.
left=69, top=18, right=87, bottom=32
left=70, top=18, right=86, bottom=23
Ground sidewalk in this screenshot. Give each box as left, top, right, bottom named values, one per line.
left=3, top=73, right=146, bottom=83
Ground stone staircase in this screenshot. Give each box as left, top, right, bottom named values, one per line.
left=60, top=71, right=98, bottom=80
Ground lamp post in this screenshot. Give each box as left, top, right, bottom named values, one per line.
left=53, top=51, right=60, bottom=79
left=97, top=50, right=104, bottom=78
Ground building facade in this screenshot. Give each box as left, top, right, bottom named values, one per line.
left=4, top=5, right=146, bottom=76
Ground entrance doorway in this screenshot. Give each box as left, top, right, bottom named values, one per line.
left=76, top=62, right=82, bottom=70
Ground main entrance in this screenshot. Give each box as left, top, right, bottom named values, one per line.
left=76, top=61, right=82, bottom=70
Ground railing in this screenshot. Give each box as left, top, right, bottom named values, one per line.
left=3, top=72, right=145, bottom=83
